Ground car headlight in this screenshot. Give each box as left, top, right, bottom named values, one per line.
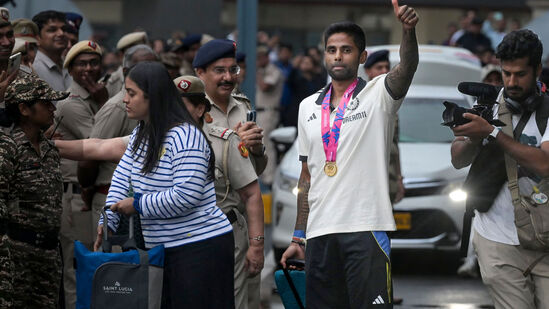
left=449, top=189, right=467, bottom=202
left=278, top=172, right=299, bottom=196
left=442, top=181, right=467, bottom=202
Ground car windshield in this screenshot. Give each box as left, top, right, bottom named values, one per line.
left=399, top=97, right=468, bottom=143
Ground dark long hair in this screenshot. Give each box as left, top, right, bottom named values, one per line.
left=127, top=61, right=215, bottom=177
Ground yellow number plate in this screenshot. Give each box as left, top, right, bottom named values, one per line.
left=394, top=212, right=411, bottom=230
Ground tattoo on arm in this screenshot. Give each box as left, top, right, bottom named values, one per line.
left=295, top=164, right=311, bottom=232
left=386, top=28, right=419, bottom=100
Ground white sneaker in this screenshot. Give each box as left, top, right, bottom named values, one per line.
left=457, top=257, right=478, bottom=278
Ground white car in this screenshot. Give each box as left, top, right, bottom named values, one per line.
left=271, top=45, right=482, bottom=259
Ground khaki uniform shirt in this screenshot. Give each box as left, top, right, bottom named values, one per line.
left=9, top=127, right=63, bottom=231
left=206, top=92, right=268, bottom=175
left=90, top=90, right=138, bottom=186
left=179, top=60, right=195, bottom=76
left=256, top=63, right=284, bottom=110
left=55, top=81, right=101, bottom=182
left=206, top=124, right=257, bottom=214
left=103, top=66, right=124, bottom=99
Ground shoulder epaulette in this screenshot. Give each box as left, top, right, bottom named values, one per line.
left=232, top=92, right=252, bottom=110
left=208, top=125, right=234, bottom=140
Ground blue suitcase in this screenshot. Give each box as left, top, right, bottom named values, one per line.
left=274, top=259, right=306, bottom=309
left=74, top=207, right=165, bottom=309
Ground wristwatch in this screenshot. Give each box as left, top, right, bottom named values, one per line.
left=487, top=125, right=500, bottom=142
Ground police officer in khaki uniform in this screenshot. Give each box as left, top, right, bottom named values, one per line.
left=12, top=18, right=39, bottom=74
left=194, top=39, right=268, bottom=178
left=55, top=40, right=105, bottom=308
left=77, top=44, right=156, bottom=250
left=256, top=45, right=284, bottom=186
left=105, top=31, right=148, bottom=97
left=175, top=75, right=264, bottom=309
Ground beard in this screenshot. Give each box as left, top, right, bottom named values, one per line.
left=504, top=82, right=536, bottom=103
left=327, top=63, right=356, bottom=81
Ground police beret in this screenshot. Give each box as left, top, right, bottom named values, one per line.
left=12, top=18, right=38, bottom=43
left=12, top=38, right=29, bottom=55
left=193, top=39, right=236, bottom=69
left=365, top=50, right=389, bottom=69
left=63, top=40, right=103, bottom=68
left=172, top=34, right=202, bottom=52
left=65, top=12, right=83, bottom=33
left=5, top=74, right=69, bottom=106
left=236, top=51, right=246, bottom=63
left=116, top=31, right=148, bottom=52
left=0, top=7, right=10, bottom=27
left=173, top=75, right=205, bottom=96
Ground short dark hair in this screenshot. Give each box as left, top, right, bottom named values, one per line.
left=496, top=29, right=543, bottom=70
left=279, top=43, right=293, bottom=52
left=323, top=22, right=366, bottom=53
left=32, top=11, right=66, bottom=33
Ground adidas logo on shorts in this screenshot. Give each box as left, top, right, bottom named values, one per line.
left=372, top=295, right=385, bottom=304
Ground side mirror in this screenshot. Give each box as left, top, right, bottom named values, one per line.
left=270, top=127, right=297, bottom=144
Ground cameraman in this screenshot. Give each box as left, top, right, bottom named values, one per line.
left=451, top=30, right=549, bottom=309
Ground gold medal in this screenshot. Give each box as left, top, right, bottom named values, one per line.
left=324, top=161, right=337, bottom=177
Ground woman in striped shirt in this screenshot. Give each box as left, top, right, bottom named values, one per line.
left=95, top=62, right=235, bottom=308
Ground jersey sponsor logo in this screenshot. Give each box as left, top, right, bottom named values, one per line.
left=342, top=111, right=367, bottom=124
left=307, top=112, right=317, bottom=122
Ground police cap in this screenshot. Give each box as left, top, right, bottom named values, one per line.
left=117, top=31, right=148, bottom=52
left=192, top=39, right=236, bottom=69
left=12, top=18, right=38, bottom=43
left=5, top=74, right=69, bottom=106
left=63, top=40, right=103, bottom=69
left=64, top=12, right=83, bottom=34
left=364, top=50, right=389, bottom=69
left=0, top=7, right=10, bottom=27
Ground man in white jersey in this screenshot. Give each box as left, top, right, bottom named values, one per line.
left=280, top=1, right=419, bottom=307
left=451, top=29, right=549, bottom=309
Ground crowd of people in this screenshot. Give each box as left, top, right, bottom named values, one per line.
left=0, top=2, right=548, bottom=309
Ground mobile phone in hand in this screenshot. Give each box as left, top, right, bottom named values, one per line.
left=246, top=110, right=257, bottom=123
left=7, top=52, right=21, bottom=75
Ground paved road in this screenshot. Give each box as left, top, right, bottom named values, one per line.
left=266, top=250, right=494, bottom=309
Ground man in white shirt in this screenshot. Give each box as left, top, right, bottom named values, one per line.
left=32, top=10, right=71, bottom=91
left=451, top=29, right=549, bottom=309
left=280, top=1, right=419, bottom=307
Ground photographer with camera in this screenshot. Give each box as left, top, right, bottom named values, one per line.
left=450, top=30, right=549, bottom=309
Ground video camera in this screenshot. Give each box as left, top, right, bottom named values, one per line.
left=441, top=82, right=506, bottom=127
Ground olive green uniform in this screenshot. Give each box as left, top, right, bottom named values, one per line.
left=0, top=131, right=16, bottom=308
left=8, top=127, right=63, bottom=308
left=206, top=124, right=259, bottom=309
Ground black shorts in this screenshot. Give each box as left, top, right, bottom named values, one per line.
left=305, top=231, right=392, bottom=309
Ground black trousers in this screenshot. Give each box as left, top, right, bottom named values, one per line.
left=161, top=232, right=235, bottom=309
left=305, top=231, right=393, bottom=309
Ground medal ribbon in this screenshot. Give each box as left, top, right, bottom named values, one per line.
left=321, top=79, right=358, bottom=162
